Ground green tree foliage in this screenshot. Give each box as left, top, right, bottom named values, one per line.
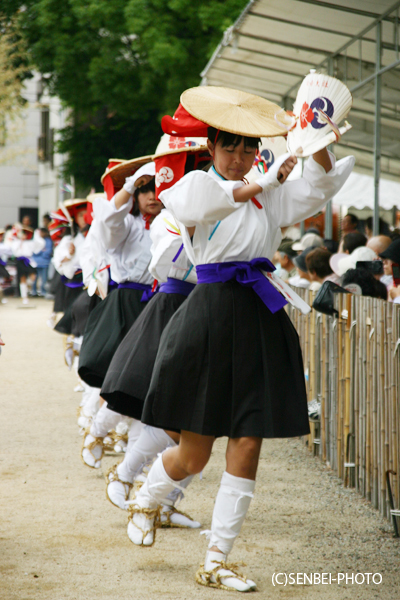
left=11, top=0, right=247, bottom=188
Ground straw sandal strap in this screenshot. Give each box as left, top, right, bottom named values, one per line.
left=160, top=506, right=197, bottom=529
left=105, top=463, right=133, bottom=505
left=127, top=503, right=161, bottom=547
left=81, top=429, right=104, bottom=468
left=195, top=561, right=249, bottom=591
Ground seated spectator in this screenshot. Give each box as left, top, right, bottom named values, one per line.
left=330, top=246, right=377, bottom=277
left=341, top=213, right=359, bottom=236
left=32, top=228, right=53, bottom=296
left=289, top=247, right=315, bottom=289
left=277, top=241, right=297, bottom=282
left=342, top=231, right=367, bottom=254
left=323, top=239, right=339, bottom=254
left=292, top=232, right=323, bottom=253
left=366, top=235, right=391, bottom=256
left=379, top=238, right=400, bottom=301
left=364, top=216, right=390, bottom=238
left=342, top=268, right=387, bottom=300
left=305, top=248, right=335, bottom=291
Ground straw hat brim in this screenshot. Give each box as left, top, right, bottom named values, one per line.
left=100, top=155, right=153, bottom=187
left=180, top=86, right=290, bottom=138
left=64, top=198, right=91, bottom=208
left=86, top=192, right=106, bottom=202
left=153, top=145, right=209, bottom=159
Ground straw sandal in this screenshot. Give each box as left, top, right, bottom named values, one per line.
left=196, top=560, right=256, bottom=592
left=127, top=501, right=161, bottom=546
left=81, top=429, right=104, bottom=469
left=105, top=463, right=133, bottom=509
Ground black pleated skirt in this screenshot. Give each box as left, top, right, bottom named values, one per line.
left=142, top=281, right=310, bottom=439
left=101, top=291, right=189, bottom=419
left=16, top=260, right=36, bottom=278
left=53, top=275, right=84, bottom=313
left=0, top=264, right=10, bottom=279
left=78, top=288, right=147, bottom=388
left=54, top=292, right=101, bottom=336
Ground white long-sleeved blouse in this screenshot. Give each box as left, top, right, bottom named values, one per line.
left=148, top=209, right=196, bottom=284
left=10, top=230, right=45, bottom=264
left=53, top=232, right=86, bottom=279
left=159, top=152, right=355, bottom=267
left=92, top=196, right=153, bottom=285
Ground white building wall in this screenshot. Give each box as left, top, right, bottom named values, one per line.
left=0, top=74, right=40, bottom=228
left=0, top=72, right=69, bottom=229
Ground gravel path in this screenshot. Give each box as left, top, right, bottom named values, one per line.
left=1, top=297, right=399, bottom=599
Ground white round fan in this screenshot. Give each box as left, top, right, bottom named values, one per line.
left=287, top=71, right=353, bottom=157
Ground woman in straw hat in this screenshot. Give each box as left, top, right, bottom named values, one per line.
left=127, top=86, right=355, bottom=592
left=6, top=223, right=45, bottom=306
left=52, top=199, right=92, bottom=318
left=99, top=133, right=210, bottom=526
left=78, top=161, right=163, bottom=468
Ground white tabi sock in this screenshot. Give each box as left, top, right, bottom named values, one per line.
left=200, top=472, right=256, bottom=592
left=20, top=282, right=28, bottom=300
left=209, top=471, right=255, bottom=555
left=118, top=426, right=176, bottom=483
left=127, top=453, right=184, bottom=546
left=90, top=404, right=122, bottom=438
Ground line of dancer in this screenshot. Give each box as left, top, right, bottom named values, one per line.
left=49, top=77, right=354, bottom=592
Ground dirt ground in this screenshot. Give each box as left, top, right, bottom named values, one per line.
left=1, top=296, right=399, bottom=600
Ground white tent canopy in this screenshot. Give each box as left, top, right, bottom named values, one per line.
left=333, top=172, right=400, bottom=210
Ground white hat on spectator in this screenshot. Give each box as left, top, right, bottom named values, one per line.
left=335, top=246, right=377, bottom=276
left=292, top=232, right=323, bottom=252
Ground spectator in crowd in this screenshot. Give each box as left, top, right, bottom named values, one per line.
left=276, top=241, right=297, bottom=282
left=305, top=248, right=335, bottom=291
left=42, top=213, right=51, bottom=229
left=323, top=239, right=339, bottom=254
left=364, top=216, right=390, bottom=238
left=366, top=235, right=392, bottom=256
left=379, top=238, right=400, bottom=301
left=21, top=215, right=32, bottom=228
left=289, top=247, right=314, bottom=289
left=342, top=231, right=367, bottom=254
left=31, top=228, right=53, bottom=296
left=341, top=213, right=359, bottom=236
left=342, top=268, right=387, bottom=300
left=292, top=232, right=323, bottom=254
left=330, top=245, right=377, bottom=278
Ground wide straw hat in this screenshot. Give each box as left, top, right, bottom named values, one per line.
left=100, top=155, right=153, bottom=188
left=153, top=133, right=208, bottom=159
left=180, top=86, right=292, bottom=138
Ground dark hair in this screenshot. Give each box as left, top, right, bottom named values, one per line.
left=344, top=213, right=359, bottom=227
left=323, top=239, right=339, bottom=254
left=390, top=229, right=400, bottom=241
left=342, top=232, right=367, bottom=254
left=305, top=248, right=333, bottom=279
left=342, top=268, right=387, bottom=300
left=43, top=213, right=51, bottom=221
left=40, top=227, right=50, bottom=237
left=207, top=127, right=260, bottom=150
left=132, top=178, right=156, bottom=216
left=365, top=216, right=389, bottom=235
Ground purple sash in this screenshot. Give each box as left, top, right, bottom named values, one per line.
left=107, top=268, right=118, bottom=291
left=61, top=274, right=84, bottom=288
left=0, top=259, right=7, bottom=267
left=196, top=258, right=287, bottom=314
left=159, top=277, right=195, bottom=296
left=16, top=256, right=32, bottom=268
left=117, top=281, right=156, bottom=303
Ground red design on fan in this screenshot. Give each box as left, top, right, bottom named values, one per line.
left=300, top=102, right=315, bottom=129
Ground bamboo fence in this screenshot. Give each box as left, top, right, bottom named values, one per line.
left=286, top=289, right=400, bottom=524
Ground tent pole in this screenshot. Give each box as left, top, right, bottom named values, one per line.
left=373, top=22, right=382, bottom=237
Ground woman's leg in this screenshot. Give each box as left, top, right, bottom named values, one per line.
left=199, top=437, right=262, bottom=592
left=128, top=431, right=214, bottom=545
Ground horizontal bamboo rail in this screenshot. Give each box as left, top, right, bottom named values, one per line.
left=286, top=289, right=400, bottom=523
